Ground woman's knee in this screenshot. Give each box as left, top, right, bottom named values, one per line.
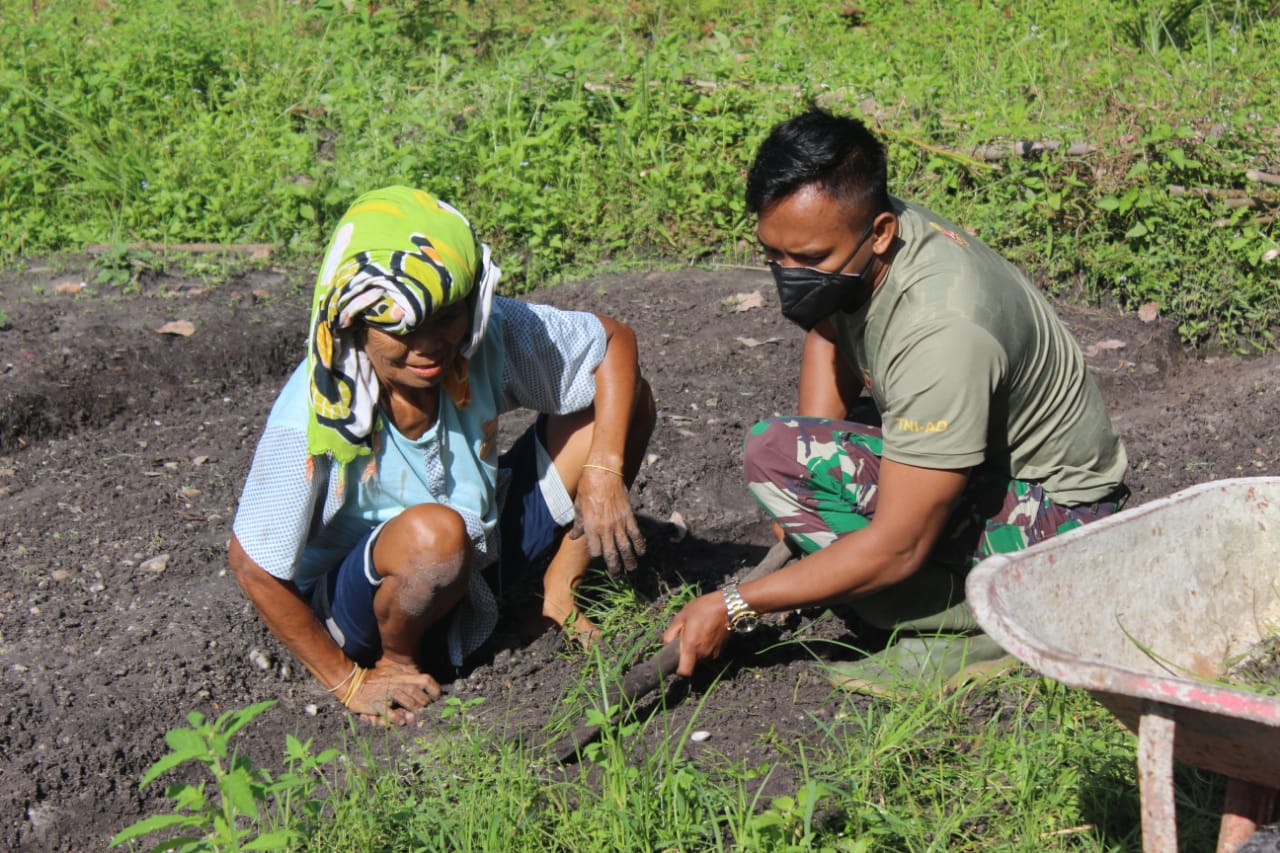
left=378, top=504, right=470, bottom=585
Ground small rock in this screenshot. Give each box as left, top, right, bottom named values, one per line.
left=726, top=290, right=764, bottom=312
left=50, top=570, right=71, bottom=582
left=248, top=648, right=271, bottom=671
left=305, top=704, right=319, bottom=716
left=139, top=554, right=170, bottom=573
left=690, top=730, right=711, bottom=742
left=88, top=582, right=105, bottom=593
left=155, top=320, right=196, bottom=337
left=668, top=511, right=689, bottom=543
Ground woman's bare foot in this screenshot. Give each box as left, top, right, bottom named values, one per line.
left=539, top=597, right=600, bottom=648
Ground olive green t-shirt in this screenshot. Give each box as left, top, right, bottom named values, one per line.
left=831, top=199, right=1126, bottom=505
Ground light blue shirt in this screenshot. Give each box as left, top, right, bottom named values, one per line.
left=232, top=298, right=606, bottom=661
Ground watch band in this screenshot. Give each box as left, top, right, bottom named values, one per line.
left=722, top=583, right=760, bottom=634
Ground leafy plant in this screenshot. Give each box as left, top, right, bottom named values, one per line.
left=90, top=245, right=163, bottom=291
left=110, top=701, right=338, bottom=852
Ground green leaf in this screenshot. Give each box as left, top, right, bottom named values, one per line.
left=244, top=829, right=297, bottom=850
left=109, top=813, right=198, bottom=846
left=223, top=768, right=262, bottom=819
left=141, top=750, right=202, bottom=789
left=222, top=701, right=277, bottom=739
left=1125, top=222, right=1149, bottom=239
left=164, top=727, right=206, bottom=755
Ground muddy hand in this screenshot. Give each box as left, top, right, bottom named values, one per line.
left=570, top=467, right=645, bottom=574
left=346, top=658, right=442, bottom=726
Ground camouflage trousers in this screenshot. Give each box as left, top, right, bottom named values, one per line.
left=744, top=416, right=1127, bottom=633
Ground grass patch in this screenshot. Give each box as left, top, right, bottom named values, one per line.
left=117, top=667, right=1228, bottom=851
left=2, top=0, right=1278, bottom=346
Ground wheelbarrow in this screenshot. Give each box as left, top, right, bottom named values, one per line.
left=967, top=477, right=1280, bottom=853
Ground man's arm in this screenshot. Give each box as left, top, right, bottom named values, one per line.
left=663, top=458, right=968, bottom=676
left=798, top=320, right=863, bottom=418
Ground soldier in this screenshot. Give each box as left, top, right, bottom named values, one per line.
left=664, top=109, right=1128, bottom=697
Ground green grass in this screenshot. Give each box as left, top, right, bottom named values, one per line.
left=117, top=664, right=1226, bottom=851
left=116, top=572, right=1227, bottom=851
left=2, top=0, right=1278, bottom=346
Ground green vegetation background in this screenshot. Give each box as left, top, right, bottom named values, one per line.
left=2, top=0, right=1278, bottom=346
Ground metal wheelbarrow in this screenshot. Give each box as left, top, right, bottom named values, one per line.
left=967, top=477, right=1280, bottom=852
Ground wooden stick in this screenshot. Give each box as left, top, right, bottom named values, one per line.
left=1168, top=185, right=1278, bottom=207
left=1246, top=169, right=1280, bottom=188
left=84, top=241, right=272, bottom=259
left=547, top=539, right=796, bottom=763
left=876, top=129, right=997, bottom=172
left=968, top=141, right=1098, bottom=161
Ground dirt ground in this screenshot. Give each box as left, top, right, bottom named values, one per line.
left=3, top=257, right=1280, bottom=851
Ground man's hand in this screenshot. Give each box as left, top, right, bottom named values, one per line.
left=662, top=591, right=732, bottom=677
left=569, top=466, right=645, bottom=574
left=345, top=657, right=442, bottom=727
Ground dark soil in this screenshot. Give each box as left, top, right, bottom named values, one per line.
left=3, top=258, right=1280, bottom=850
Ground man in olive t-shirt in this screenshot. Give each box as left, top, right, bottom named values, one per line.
left=662, top=108, right=1128, bottom=696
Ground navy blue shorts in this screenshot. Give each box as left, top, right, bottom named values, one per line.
left=312, top=416, right=572, bottom=666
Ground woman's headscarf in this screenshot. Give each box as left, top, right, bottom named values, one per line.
left=306, top=186, right=500, bottom=463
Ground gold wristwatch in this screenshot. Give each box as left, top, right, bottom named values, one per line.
left=722, top=583, right=760, bottom=635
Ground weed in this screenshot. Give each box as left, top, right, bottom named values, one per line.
left=110, top=701, right=338, bottom=851
left=90, top=246, right=163, bottom=292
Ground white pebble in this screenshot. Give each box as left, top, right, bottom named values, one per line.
left=139, top=554, right=170, bottom=573
left=690, top=730, right=711, bottom=742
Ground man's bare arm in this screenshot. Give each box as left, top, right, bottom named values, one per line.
left=798, top=321, right=863, bottom=418
left=664, top=458, right=968, bottom=675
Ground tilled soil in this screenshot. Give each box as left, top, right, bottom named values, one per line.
left=3, top=259, right=1279, bottom=850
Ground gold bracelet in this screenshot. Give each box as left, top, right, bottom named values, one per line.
left=340, top=667, right=370, bottom=708
left=582, top=463, right=625, bottom=478
left=326, top=662, right=358, bottom=694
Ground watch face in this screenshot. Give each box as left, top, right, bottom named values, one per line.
left=732, top=614, right=760, bottom=635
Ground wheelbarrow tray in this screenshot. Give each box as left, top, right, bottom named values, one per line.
left=967, top=478, right=1280, bottom=850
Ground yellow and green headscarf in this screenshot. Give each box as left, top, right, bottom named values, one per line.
left=306, top=186, right=500, bottom=463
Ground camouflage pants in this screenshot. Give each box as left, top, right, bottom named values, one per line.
left=744, top=416, right=1127, bottom=633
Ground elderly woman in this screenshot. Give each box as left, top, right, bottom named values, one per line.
left=230, top=186, right=654, bottom=725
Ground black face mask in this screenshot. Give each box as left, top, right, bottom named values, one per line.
left=768, top=223, right=876, bottom=331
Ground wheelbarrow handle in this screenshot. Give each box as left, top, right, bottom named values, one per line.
left=548, top=538, right=797, bottom=763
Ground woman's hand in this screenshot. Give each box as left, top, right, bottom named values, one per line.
left=569, top=466, right=645, bottom=575
left=344, top=657, right=442, bottom=727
